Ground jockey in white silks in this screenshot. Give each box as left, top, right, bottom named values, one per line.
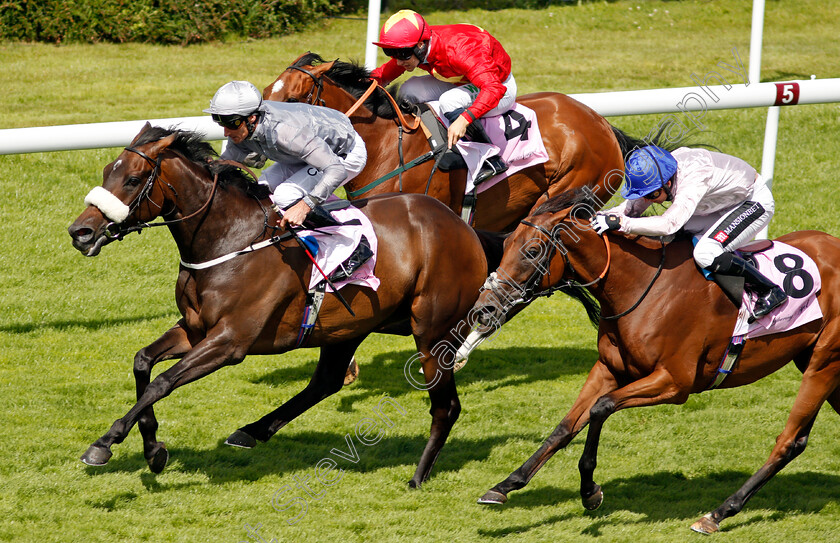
left=591, top=145, right=787, bottom=319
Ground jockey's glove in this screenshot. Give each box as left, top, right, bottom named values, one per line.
left=243, top=152, right=267, bottom=169
left=591, top=214, right=622, bottom=235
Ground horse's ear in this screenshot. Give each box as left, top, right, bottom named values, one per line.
left=313, top=60, right=336, bottom=76
left=146, top=132, right=179, bottom=157
left=130, top=122, right=153, bottom=145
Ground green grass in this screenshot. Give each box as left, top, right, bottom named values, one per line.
left=2, top=1, right=840, bottom=541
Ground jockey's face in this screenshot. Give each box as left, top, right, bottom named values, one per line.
left=224, top=114, right=257, bottom=144
left=393, top=42, right=424, bottom=71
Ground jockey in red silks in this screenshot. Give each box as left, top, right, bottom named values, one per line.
left=371, top=9, right=515, bottom=183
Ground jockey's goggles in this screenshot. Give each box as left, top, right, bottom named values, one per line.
left=382, top=47, right=415, bottom=61
left=211, top=114, right=246, bottom=130
left=643, top=189, right=662, bottom=200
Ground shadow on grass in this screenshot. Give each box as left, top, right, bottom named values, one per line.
left=250, top=345, right=598, bottom=413
left=82, top=430, right=520, bottom=486
left=0, top=311, right=177, bottom=334
left=477, top=470, right=840, bottom=536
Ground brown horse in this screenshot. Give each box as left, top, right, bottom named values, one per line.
left=68, top=124, right=503, bottom=488
left=263, top=53, right=649, bottom=232
left=463, top=188, right=840, bottom=533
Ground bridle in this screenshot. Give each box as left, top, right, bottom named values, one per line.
left=485, top=216, right=666, bottom=321
left=286, top=65, right=326, bottom=107
left=101, top=145, right=222, bottom=241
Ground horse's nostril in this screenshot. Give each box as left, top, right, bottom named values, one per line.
left=69, top=225, right=93, bottom=241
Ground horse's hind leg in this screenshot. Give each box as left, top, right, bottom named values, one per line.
left=408, top=347, right=460, bottom=488
left=130, top=321, right=196, bottom=472
left=227, top=337, right=366, bottom=448
left=691, top=361, right=840, bottom=534
left=479, top=360, right=618, bottom=505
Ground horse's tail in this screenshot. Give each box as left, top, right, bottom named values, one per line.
left=472, top=229, right=508, bottom=276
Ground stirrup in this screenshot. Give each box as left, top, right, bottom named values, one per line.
left=475, top=156, right=508, bottom=185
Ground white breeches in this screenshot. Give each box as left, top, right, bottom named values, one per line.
left=692, top=178, right=775, bottom=268
left=260, top=133, right=367, bottom=208
left=398, top=74, right=517, bottom=118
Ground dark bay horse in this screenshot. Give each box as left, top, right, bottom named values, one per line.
left=263, top=53, right=649, bottom=232
left=68, top=123, right=501, bottom=488
left=464, top=188, right=840, bottom=533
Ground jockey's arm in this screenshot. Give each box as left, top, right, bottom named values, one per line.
left=370, top=59, right=405, bottom=86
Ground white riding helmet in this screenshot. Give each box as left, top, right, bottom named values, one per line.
left=204, top=81, right=263, bottom=116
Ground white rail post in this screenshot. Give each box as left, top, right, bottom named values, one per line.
left=750, top=0, right=773, bottom=239
left=364, top=0, right=382, bottom=71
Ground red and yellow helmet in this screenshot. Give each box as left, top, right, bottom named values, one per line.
left=373, top=10, right=431, bottom=48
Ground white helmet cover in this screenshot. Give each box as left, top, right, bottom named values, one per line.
left=204, top=81, right=263, bottom=116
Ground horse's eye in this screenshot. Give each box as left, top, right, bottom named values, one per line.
left=126, top=176, right=141, bottom=187
left=287, top=98, right=298, bottom=103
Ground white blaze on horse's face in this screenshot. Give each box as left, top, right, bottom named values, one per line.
left=112, top=159, right=123, bottom=172
left=271, top=79, right=285, bottom=95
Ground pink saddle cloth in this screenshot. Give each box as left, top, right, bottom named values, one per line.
left=297, top=202, right=380, bottom=293
left=732, top=241, right=822, bottom=338
left=429, top=102, right=549, bottom=193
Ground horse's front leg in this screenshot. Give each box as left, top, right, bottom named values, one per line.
left=81, top=326, right=248, bottom=469
left=226, top=337, right=366, bottom=448
left=133, top=319, right=196, bottom=473
left=479, top=360, right=618, bottom=505
left=408, top=348, right=460, bottom=488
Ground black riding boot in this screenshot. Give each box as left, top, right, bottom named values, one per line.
left=445, top=109, right=508, bottom=184
left=708, top=253, right=788, bottom=318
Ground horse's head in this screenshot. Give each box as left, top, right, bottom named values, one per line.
left=263, top=52, right=337, bottom=104
left=68, top=123, right=183, bottom=256
left=471, top=188, right=603, bottom=332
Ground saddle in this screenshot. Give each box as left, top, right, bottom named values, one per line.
left=416, top=103, right=466, bottom=172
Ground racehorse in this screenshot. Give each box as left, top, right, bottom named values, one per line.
left=263, top=52, right=652, bottom=232
left=68, top=123, right=504, bottom=488
left=462, top=187, right=840, bottom=533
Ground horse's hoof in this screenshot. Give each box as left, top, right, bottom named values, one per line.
left=453, top=355, right=469, bottom=373
left=408, top=478, right=421, bottom=489
left=80, top=444, right=112, bottom=466
left=146, top=443, right=169, bottom=474
left=690, top=514, right=719, bottom=535
left=343, top=357, right=359, bottom=386
left=225, top=430, right=257, bottom=449
left=581, top=484, right=603, bottom=510
left=477, top=489, right=507, bottom=505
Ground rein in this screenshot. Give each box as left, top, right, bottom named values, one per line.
left=287, top=63, right=440, bottom=200
left=104, top=146, right=221, bottom=240
left=498, top=218, right=666, bottom=320
left=103, top=148, right=284, bottom=269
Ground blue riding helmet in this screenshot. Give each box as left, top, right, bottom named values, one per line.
left=621, top=145, right=678, bottom=200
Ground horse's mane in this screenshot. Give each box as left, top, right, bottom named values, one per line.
left=293, top=52, right=416, bottom=119
left=531, top=186, right=595, bottom=217
left=134, top=126, right=270, bottom=199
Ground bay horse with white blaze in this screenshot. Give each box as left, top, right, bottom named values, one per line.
left=68, top=124, right=503, bottom=488
left=264, top=53, right=649, bottom=232
left=466, top=188, right=840, bottom=533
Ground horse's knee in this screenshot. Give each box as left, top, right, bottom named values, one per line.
left=133, top=349, right=154, bottom=378
left=589, top=396, right=616, bottom=422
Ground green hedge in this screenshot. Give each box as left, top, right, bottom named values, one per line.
left=0, top=0, right=363, bottom=45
